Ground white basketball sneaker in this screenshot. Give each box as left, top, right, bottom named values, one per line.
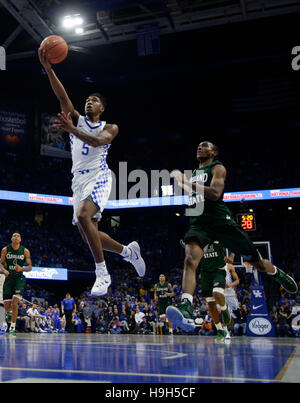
left=123, top=241, right=146, bottom=277
left=91, top=273, right=111, bottom=296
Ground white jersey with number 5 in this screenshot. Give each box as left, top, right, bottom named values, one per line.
left=70, top=115, right=110, bottom=174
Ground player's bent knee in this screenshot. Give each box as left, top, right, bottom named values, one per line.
left=12, top=294, right=22, bottom=302
left=77, top=211, right=90, bottom=225
left=206, top=297, right=215, bottom=302
left=213, top=287, right=225, bottom=296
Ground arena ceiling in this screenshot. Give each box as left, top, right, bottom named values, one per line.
left=1, top=0, right=300, bottom=81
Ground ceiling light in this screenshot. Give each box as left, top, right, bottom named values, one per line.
left=74, top=16, right=83, bottom=25
left=75, top=27, right=84, bottom=34
left=62, top=16, right=74, bottom=28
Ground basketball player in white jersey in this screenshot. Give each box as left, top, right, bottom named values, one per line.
left=223, top=259, right=240, bottom=339
left=39, top=49, right=146, bottom=296
left=0, top=262, right=9, bottom=334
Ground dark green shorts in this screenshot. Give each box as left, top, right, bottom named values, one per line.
left=200, top=269, right=226, bottom=298
left=3, top=276, right=26, bottom=300
left=184, top=218, right=261, bottom=263
left=158, top=301, right=172, bottom=315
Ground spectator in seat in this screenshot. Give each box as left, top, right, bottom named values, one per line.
left=134, top=305, right=145, bottom=333
left=96, top=314, right=108, bottom=334
left=27, top=303, right=43, bottom=332
left=16, top=302, right=30, bottom=332
left=82, top=301, right=93, bottom=332
left=139, top=316, right=152, bottom=334
left=276, top=306, right=290, bottom=337
left=292, top=317, right=300, bottom=337
left=108, top=316, right=122, bottom=334
left=146, top=310, right=156, bottom=334
left=199, top=316, right=214, bottom=336
left=72, top=311, right=84, bottom=333
left=233, top=304, right=248, bottom=336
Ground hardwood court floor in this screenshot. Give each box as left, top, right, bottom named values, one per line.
left=0, top=333, right=299, bottom=383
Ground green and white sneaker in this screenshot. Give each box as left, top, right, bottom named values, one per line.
left=221, top=304, right=231, bottom=326
left=166, top=299, right=195, bottom=332
left=273, top=268, right=298, bottom=294
left=215, top=330, right=227, bottom=343
left=9, top=329, right=16, bottom=337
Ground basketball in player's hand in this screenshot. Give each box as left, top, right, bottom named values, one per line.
left=40, top=35, right=68, bottom=64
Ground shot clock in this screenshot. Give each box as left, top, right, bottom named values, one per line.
left=236, top=213, right=256, bottom=231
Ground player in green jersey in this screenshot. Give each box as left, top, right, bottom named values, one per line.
left=1, top=233, right=32, bottom=336
left=154, top=274, right=175, bottom=335
left=198, top=241, right=231, bottom=342
left=166, top=141, right=298, bottom=332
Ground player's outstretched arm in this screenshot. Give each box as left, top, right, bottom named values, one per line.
left=38, top=48, right=79, bottom=123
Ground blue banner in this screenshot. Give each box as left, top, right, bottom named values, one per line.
left=23, top=267, right=68, bottom=281
left=0, top=187, right=299, bottom=208
left=246, top=285, right=276, bottom=337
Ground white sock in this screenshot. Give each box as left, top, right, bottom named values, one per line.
left=220, top=304, right=227, bottom=311
left=120, top=245, right=130, bottom=258
left=95, top=261, right=109, bottom=276
left=215, top=322, right=223, bottom=330
left=10, top=322, right=16, bottom=331
left=181, top=293, right=193, bottom=305
left=267, top=266, right=278, bottom=276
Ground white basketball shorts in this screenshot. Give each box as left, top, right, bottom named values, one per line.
left=71, top=168, right=112, bottom=225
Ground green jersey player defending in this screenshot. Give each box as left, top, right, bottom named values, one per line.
left=154, top=274, right=175, bottom=335
left=1, top=233, right=32, bottom=336
left=166, top=141, right=298, bottom=332
left=198, top=241, right=231, bottom=342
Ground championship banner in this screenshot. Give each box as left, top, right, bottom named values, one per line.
left=0, top=107, right=30, bottom=154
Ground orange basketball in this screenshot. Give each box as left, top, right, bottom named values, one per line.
left=40, top=35, right=68, bottom=64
